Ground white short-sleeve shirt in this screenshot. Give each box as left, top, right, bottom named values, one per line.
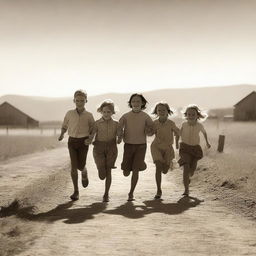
left=180, top=121, right=206, bottom=146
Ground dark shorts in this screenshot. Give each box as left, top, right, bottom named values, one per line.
left=178, top=142, right=203, bottom=168
left=68, top=136, right=89, bottom=171
left=121, top=143, right=147, bottom=172
left=93, top=140, right=118, bottom=172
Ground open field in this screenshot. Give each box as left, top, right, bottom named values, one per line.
left=191, top=120, right=256, bottom=218
left=204, top=120, right=256, bottom=191
left=0, top=135, right=65, bottom=161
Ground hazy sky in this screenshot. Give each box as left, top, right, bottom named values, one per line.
left=1, top=0, right=256, bottom=97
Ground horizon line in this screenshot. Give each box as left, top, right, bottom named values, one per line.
left=0, top=83, right=255, bottom=99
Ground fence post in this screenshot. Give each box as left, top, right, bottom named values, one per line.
left=6, top=126, right=9, bottom=135
left=217, top=135, right=225, bottom=152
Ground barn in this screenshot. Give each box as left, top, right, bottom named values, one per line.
left=0, top=101, right=39, bottom=127
left=233, top=91, right=256, bottom=121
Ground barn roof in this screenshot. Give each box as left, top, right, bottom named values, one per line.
left=234, top=91, right=256, bottom=107
left=0, top=101, right=39, bottom=122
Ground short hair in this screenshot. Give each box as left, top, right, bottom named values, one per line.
left=128, top=93, right=148, bottom=110
left=183, top=104, right=206, bottom=119
left=97, top=100, right=115, bottom=114
left=152, top=102, right=174, bottom=116
left=74, top=90, right=87, bottom=99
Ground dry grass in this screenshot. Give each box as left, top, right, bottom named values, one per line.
left=0, top=135, right=65, bottom=161
left=201, top=120, right=256, bottom=195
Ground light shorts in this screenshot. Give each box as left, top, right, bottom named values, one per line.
left=93, top=140, right=118, bottom=173
left=150, top=142, right=175, bottom=167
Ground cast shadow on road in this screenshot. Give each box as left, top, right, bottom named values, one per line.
left=104, top=196, right=203, bottom=219
left=6, top=200, right=107, bottom=224
left=2, top=196, right=203, bottom=223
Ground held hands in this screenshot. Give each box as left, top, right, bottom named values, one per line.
left=117, top=137, right=122, bottom=144
left=84, top=138, right=92, bottom=145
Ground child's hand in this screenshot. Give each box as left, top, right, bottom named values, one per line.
left=58, top=134, right=64, bottom=141
left=206, top=142, right=211, bottom=148
left=84, top=138, right=92, bottom=145
left=145, top=126, right=154, bottom=136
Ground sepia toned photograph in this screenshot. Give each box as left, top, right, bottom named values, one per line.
left=0, top=0, right=256, bottom=255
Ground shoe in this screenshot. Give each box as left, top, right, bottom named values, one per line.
left=154, top=191, right=162, bottom=200
left=127, top=193, right=135, bottom=201
left=182, top=192, right=189, bottom=197
left=103, top=195, right=109, bottom=202
left=70, top=191, right=79, bottom=201
left=81, top=169, right=89, bottom=188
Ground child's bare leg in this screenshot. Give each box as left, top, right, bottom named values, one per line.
left=183, top=164, right=190, bottom=196
left=103, top=169, right=112, bottom=202
left=155, top=161, right=162, bottom=198
left=71, top=168, right=79, bottom=192
left=98, top=168, right=107, bottom=180
left=81, top=167, right=89, bottom=188
left=128, top=170, right=139, bottom=200
left=70, top=168, right=79, bottom=200
left=190, top=160, right=198, bottom=177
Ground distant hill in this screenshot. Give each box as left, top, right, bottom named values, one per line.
left=0, top=84, right=255, bottom=122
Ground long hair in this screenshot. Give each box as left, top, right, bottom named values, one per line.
left=128, top=93, right=148, bottom=110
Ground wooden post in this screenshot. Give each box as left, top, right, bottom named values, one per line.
left=217, top=135, right=225, bottom=152
left=6, top=126, right=9, bottom=135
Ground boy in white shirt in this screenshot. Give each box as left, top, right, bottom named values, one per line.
left=59, top=90, right=95, bottom=200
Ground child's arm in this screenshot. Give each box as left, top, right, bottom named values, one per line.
left=175, top=135, right=179, bottom=149
left=202, top=131, right=211, bottom=148
left=58, top=112, right=69, bottom=141
left=58, top=127, right=67, bottom=141
left=117, top=116, right=125, bottom=144
left=200, top=124, right=211, bottom=148
left=172, top=122, right=180, bottom=149
left=85, top=123, right=97, bottom=145
left=85, top=114, right=96, bottom=145
left=145, top=116, right=155, bottom=136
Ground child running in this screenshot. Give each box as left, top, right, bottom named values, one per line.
left=89, top=100, right=121, bottom=202
left=58, top=90, right=95, bottom=201
left=178, top=104, right=211, bottom=196
left=118, top=93, right=154, bottom=201
left=150, top=102, right=180, bottom=199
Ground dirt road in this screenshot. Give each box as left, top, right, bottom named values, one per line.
left=1, top=146, right=256, bottom=256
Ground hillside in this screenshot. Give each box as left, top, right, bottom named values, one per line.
left=0, top=85, right=255, bottom=122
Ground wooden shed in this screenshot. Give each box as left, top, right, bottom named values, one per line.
left=233, top=91, right=256, bottom=121
left=0, top=101, right=39, bottom=127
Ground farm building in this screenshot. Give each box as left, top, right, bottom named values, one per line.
left=0, top=101, right=39, bottom=127
left=233, top=91, right=256, bottom=121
